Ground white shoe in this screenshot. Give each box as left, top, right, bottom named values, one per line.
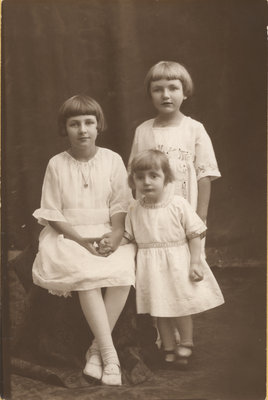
left=176, top=345, right=192, bottom=358
left=175, top=345, right=193, bottom=367
left=101, top=363, right=122, bottom=386
left=83, top=349, right=103, bottom=380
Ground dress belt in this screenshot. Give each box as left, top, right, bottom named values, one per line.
left=138, top=239, right=187, bottom=249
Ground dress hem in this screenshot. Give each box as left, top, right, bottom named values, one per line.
left=33, top=278, right=135, bottom=297
left=137, top=298, right=225, bottom=318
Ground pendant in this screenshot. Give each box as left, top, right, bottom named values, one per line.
left=84, top=184, right=88, bottom=188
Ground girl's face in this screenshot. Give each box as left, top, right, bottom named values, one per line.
left=150, top=79, right=185, bottom=116
left=66, top=115, right=98, bottom=150
left=133, top=167, right=166, bottom=202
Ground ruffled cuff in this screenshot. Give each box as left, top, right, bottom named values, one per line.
left=186, top=223, right=207, bottom=240
left=110, top=204, right=128, bottom=218
left=123, top=231, right=134, bottom=242
left=196, top=163, right=221, bottom=181
left=32, top=208, right=67, bottom=226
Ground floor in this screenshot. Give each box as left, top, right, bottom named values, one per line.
left=5, top=267, right=267, bottom=400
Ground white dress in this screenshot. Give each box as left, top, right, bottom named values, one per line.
left=125, top=195, right=224, bottom=317
left=32, top=148, right=136, bottom=297
left=128, top=116, right=221, bottom=210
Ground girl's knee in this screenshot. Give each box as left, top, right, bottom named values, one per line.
left=113, top=285, right=131, bottom=294
left=78, top=287, right=101, bottom=299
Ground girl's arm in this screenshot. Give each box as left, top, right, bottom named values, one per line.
left=98, top=212, right=126, bottom=255
left=196, top=176, right=211, bottom=222
left=188, top=236, right=203, bottom=282
left=49, top=221, right=100, bottom=256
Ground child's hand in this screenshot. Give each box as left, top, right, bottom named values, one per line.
left=98, top=237, right=113, bottom=257
left=189, top=263, right=204, bottom=282
left=99, top=229, right=124, bottom=255
left=120, top=237, right=130, bottom=246
left=79, top=238, right=103, bottom=256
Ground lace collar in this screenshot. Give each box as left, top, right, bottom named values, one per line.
left=64, top=148, right=100, bottom=165
left=139, top=196, right=172, bottom=209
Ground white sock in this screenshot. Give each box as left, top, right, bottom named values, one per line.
left=97, top=334, right=119, bottom=366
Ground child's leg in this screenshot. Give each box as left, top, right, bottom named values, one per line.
left=89, top=285, right=130, bottom=353
left=173, top=315, right=193, bottom=347
left=173, top=315, right=193, bottom=364
left=157, top=317, right=176, bottom=363
left=103, top=285, right=130, bottom=331
left=78, top=289, right=119, bottom=366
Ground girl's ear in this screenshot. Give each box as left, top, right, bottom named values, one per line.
left=183, top=96, right=187, bottom=100
left=128, top=174, right=135, bottom=190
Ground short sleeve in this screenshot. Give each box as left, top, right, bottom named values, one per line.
left=32, top=159, right=67, bottom=226
left=178, top=197, right=207, bottom=239
left=194, top=123, right=221, bottom=181
left=127, top=120, right=155, bottom=171
left=124, top=212, right=135, bottom=242
left=109, top=154, right=133, bottom=217
left=127, top=126, right=140, bottom=172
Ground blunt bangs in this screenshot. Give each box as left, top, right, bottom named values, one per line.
left=58, top=95, right=106, bottom=136
left=128, top=149, right=175, bottom=189
left=145, top=61, right=194, bottom=97
left=150, top=63, right=183, bottom=82
left=132, top=154, right=162, bottom=174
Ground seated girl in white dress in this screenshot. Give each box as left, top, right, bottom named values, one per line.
left=123, top=149, right=224, bottom=367
left=32, top=95, right=136, bottom=386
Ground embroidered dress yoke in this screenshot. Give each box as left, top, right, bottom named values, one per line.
left=32, top=148, right=136, bottom=297
left=125, top=195, right=224, bottom=317
left=128, top=116, right=221, bottom=210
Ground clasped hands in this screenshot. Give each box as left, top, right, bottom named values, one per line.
left=79, top=229, right=123, bottom=257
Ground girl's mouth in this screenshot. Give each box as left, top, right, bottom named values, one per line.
left=143, top=188, right=154, bottom=192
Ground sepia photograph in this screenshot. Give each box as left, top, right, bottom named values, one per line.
left=1, top=0, right=266, bottom=399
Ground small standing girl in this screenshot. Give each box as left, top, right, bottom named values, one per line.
left=128, top=60, right=221, bottom=360
left=32, top=95, right=136, bottom=385
left=124, top=149, right=224, bottom=365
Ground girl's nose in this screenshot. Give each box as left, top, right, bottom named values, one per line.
left=162, top=89, right=170, bottom=98
left=144, top=176, right=150, bottom=184
left=79, top=123, right=87, bottom=134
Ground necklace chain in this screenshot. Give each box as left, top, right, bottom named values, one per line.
left=80, top=165, right=90, bottom=188
left=68, top=148, right=98, bottom=188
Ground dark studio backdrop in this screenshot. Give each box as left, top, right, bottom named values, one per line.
left=2, top=0, right=267, bottom=268
left=2, top=1, right=266, bottom=265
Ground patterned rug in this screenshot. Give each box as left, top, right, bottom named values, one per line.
left=5, top=246, right=267, bottom=400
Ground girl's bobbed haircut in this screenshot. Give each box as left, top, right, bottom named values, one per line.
left=144, top=61, right=194, bottom=98
left=58, top=95, right=107, bottom=136
left=128, top=149, right=175, bottom=189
